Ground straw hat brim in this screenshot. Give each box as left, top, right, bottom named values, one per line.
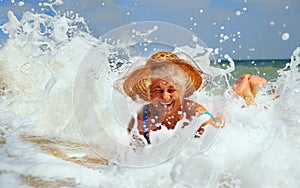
left=121, top=58, right=203, bottom=102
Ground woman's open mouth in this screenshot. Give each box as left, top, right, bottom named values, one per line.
left=159, top=101, right=173, bottom=107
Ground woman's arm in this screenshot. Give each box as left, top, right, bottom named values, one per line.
left=193, top=104, right=225, bottom=136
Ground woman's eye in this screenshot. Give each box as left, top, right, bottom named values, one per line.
left=152, top=90, right=163, bottom=94
left=168, top=89, right=176, bottom=93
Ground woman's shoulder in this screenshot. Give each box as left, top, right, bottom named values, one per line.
left=183, top=99, right=203, bottom=107
left=183, top=99, right=207, bottom=113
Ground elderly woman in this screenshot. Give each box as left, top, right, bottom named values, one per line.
left=117, top=51, right=222, bottom=145
left=117, top=51, right=266, bottom=145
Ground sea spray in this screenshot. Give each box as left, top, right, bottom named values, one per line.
left=170, top=47, right=300, bottom=188
left=74, top=21, right=228, bottom=167
left=0, top=9, right=96, bottom=138
left=0, top=2, right=299, bottom=187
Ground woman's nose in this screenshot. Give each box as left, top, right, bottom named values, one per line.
left=162, top=91, right=171, bottom=100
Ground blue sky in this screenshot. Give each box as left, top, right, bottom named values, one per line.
left=0, top=0, right=299, bottom=59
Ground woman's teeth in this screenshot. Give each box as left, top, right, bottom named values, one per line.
left=159, top=101, right=173, bottom=106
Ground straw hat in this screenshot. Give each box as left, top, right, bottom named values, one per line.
left=120, top=51, right=203, bottom=102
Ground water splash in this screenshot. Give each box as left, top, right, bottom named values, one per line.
left=0, top=2, right=299, bottom=187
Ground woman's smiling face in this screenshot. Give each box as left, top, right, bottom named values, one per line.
left=149, top=78, right=184, bottom=115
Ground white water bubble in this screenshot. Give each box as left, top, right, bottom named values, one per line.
left=213, top=22, right=216, bottom=26
left=126, top=12, right=130, bottom=16
left=200, top=9, right=204, bottom=13
left=190, top=17, right=194, bottom=21
left=270, top=21, right=275, bottom=26
left=235, top=10, right=242, bottom=16
left=18, top=1, right=24, bottom=6
left=243, top=7, right=247, bottom=11
left=285, top=5, right=289, bottom=10
left=232, top=38, right=236, bottom=42
left=193, top=22, right=197, bottom=26
left=192, top=35, right=198, bottom=42
left=220, top=26, right=225, bottom=30
left=213, top=48, right=219, bottom=55
left=281, top=32, right=290, bottom=41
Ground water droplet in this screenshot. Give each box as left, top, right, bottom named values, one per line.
left=281, top=32, right=290, bottom=41
left=192, top=35, right=198, bottom=42
left=18, top=1, right=24, bottom=6
left=235, top=10, right=241, bottom=16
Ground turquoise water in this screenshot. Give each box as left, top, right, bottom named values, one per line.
left=218, top=59, right=290, bottom=81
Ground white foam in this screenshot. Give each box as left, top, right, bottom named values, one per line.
left=0, top=4, right=299, bottom=188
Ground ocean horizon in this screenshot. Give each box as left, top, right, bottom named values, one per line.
left=217, top=58, right=290, bottom=81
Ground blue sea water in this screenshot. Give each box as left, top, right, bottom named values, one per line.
left=219, top=58, right=290, bottom=81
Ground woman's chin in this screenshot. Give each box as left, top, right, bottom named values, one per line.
left=155, top=104, right=174, bottom=114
